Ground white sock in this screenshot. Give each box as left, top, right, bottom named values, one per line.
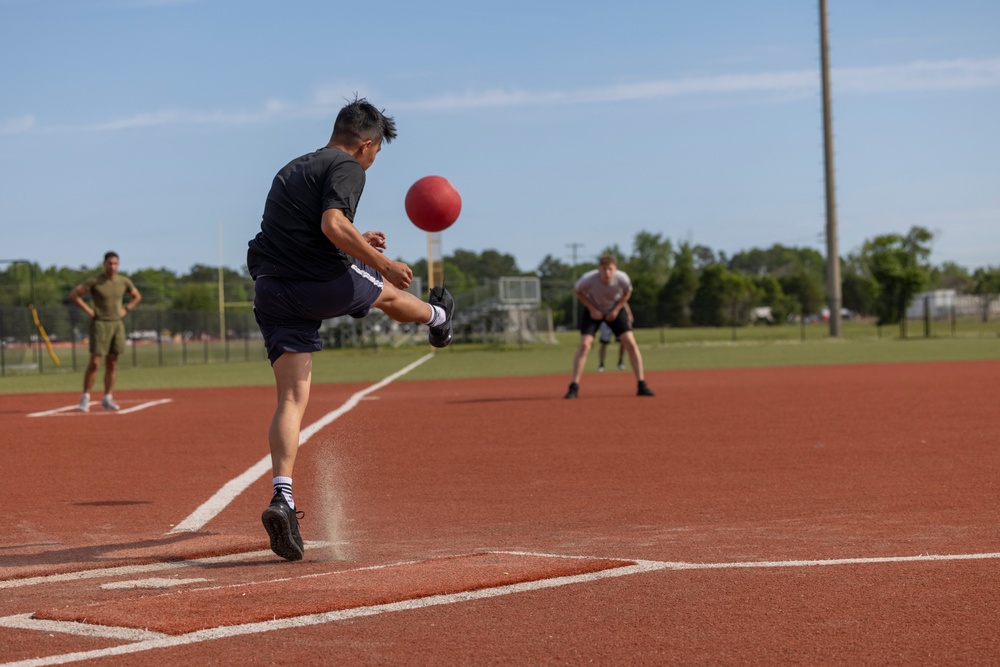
left=272, top=476, right=294, bottom=509
left=425, top=304, right=446, bottom=327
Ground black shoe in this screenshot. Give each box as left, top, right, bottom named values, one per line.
left=261, top=492, right=304, bottom=561
left=637, top=381, right=655, bottom=397
left=427, top=286, right=455, bottom=348
left=564, top=382, right=579, bottom=399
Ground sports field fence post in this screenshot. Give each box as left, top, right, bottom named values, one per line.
left=924, top=295, right=931, bottom=338
left=203, top=311, right=209, bottom=364
left=0, top=307, right=5, bottom=376
left=157, top=310, right=164, bottom=366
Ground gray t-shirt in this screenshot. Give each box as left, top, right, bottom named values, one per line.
left=575, top=268, right=632, bottom=314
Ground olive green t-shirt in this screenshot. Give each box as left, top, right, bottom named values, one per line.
left=84, top=274, right=136, bottom=321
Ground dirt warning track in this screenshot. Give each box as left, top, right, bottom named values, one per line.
left=1, top=360, right=999, bottom=664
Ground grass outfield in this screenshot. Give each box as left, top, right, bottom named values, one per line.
left=1, top=323, right=998, bottom=394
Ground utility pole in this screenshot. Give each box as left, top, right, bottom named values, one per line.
left=819, top=0, right=842, bottom=337
left=566, top=243, right=584, bottom=326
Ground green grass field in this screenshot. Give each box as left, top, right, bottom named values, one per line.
left=2, top=320, right=997, bottom=395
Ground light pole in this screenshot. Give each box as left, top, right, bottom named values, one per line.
left=819, top=0, right=842, bottom=337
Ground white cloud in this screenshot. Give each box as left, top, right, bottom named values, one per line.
left=87, top=103, right=290, bottom=131
left=837, top=58, right=1000, bottom=93
left=1, top=115, right=36, bottom=135
left=11, top=57, right=1000, bottom=134
left=398, top=57, right=1000, bottom=111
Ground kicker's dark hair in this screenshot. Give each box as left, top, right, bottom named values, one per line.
left=330, top=97, right=397, bottom=146
left=104, top=251, right=119, bottom=262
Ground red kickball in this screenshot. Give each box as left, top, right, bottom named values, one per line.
left=405, top=175, right=462, bottom=232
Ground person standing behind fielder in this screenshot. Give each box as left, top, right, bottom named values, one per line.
left=69, top=251, right=142, bottom=412
left=597, top=301, right=632, bottom=372
left=247, top=98, right=455, bottom=561
left=565, top=255, right=653, bottom=399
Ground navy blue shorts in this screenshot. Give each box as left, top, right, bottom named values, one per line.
left=253, top=259, right=383, bottom=364
left=580, top=307, right=631, bottom=339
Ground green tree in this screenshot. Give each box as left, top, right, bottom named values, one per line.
left=929, top=261, right=973, bottom=292
left=619, top=232, right=673, bottom=326
left=861, top=226, right=933, bottom=327
left=130, top=267, right=180, bottom=307
left=535, top=254, right=576, bottom=326
left=690, top=264, right=729, bottom=327
left=729, top=244, right=825, bottom=285
left=840, top=273, right=876, bottom=317
left=970, top=266, right=1000, bottom=322
left=409, top=259, right=472, bottom=294
left=721, top=272, right=757, bottom=326
left=692, top=244, right=720, bottom=271
left=658, top=242, right=698, bottom=327
left=171, top=283, right=215, bottom=311
left=779, top=270, right=825, bottom=321
left=180, top=264, right=251, bottom=304
left=448, top=248, right=522, bottom=283
left=751, top=274, right=787, bottom=324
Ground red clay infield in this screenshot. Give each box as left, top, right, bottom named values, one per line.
left=1, top=359, right=999, bottom=664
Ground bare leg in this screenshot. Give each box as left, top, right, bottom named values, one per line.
left=269, top=352, right=313, bottom=478
left=83, top=354, right=101, bottom=393
left=103, top=354, right=118, bottom=395
left=598, top=342, right=607, bottom=367
left=373, top=284, right=433, bottom=323
left=570, top=335, right=595, bottom=384
left=619, top=332, right=645, bottom=382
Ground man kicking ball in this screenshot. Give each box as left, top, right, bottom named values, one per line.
left=247, top=98, right=454, bottom=561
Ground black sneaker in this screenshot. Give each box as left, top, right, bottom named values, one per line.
left=637, top=381, right=655, bottom=397
left=261, top=492, right=304, bottom=561
left=427, top=286, right=455, bottom=348
left=564, top=382, right=579, bottom=399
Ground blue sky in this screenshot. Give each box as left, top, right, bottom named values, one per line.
left=2, top=0, right=998, bottom=277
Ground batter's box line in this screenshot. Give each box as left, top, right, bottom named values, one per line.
left=26, top=399, right=173, bottom=418
left=4, top=550, right=1000, bottom=666
left=0, top=554, right=662, bottom=667
left=502, top=548, right=1000, bottom=570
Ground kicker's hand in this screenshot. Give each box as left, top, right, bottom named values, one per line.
left=362, top=231, right=387, bottom=253
left=382, top=260, right=413, bottom=290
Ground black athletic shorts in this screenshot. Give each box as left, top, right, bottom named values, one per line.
left=253, top=259, right=383, bottom=364
left=580, top=307, right=631, bottom=339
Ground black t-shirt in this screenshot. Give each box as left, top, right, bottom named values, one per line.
left=247, top=147, right=366, bottom=280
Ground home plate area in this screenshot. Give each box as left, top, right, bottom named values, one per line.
left=30, top=551, right=637, bottom=636
left=26, top=398, right=173, bottom=418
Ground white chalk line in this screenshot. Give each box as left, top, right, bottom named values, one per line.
left=26, top=399, right=173, bottom=418
left=6, top=548, right=1000, bottom=666
left=0, top=547, right=286, bottom=590
left=168, top=353, right=434, bottom=534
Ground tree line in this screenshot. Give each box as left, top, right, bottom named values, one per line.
left=2, top=225, right=998, bottom=330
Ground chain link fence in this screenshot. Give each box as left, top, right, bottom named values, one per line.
left=0, top=305, right=265, bottom=375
